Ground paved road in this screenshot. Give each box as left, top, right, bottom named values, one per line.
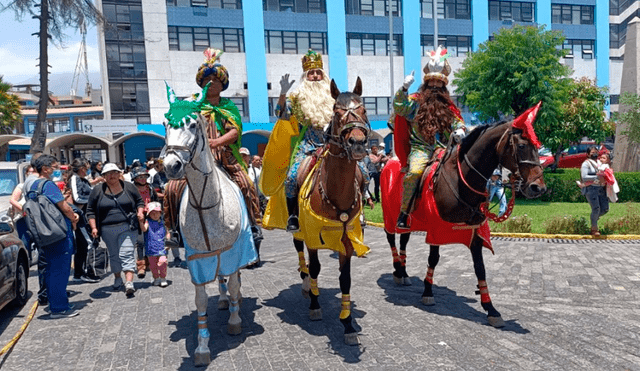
left=1, top=227, right=640, bottom=370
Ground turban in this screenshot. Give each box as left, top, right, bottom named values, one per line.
left=195, top=48, right=230, bottom=90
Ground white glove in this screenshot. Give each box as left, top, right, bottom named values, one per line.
left=402, top=71, right=415, bottom=91
left=279, top=73, right=295, bottom=95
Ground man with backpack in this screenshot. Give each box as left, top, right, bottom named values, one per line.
left=25, top=155, right=80, bottom=318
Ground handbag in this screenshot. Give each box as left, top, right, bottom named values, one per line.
left=110, top=188, right=140, bottom=232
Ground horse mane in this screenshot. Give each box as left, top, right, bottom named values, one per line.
left=458, top=121, right=507, bottom=157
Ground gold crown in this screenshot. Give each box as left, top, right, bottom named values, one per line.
left=302, top=49, right=323, bottom=72
left=423, top=46, right=451, bottom=85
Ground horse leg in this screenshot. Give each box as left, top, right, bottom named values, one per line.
left=470, top=237, right=505, bottom=328
left=194, top=284, right=211, bottom=366
left=339, top=248, right=359, bottom=346
left=226, top=272, right=243, bottom=335
left=386, top=231, right=403, bottom=285
left=307, top=248, right=322, bottom=321
left=421, top=245, right=440, bottom=306
left=399, top=233, right=411, bottom=286
left=217, top=275, right=229, bottom=310
left=294, top=238, right=310, bottom=298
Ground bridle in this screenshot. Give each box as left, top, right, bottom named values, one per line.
left=324, top=98, right=370, bottom=160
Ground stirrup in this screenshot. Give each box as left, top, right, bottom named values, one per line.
left=287, top=215, right=300, bottom=233
left=396, top=212, right=410, bottom=230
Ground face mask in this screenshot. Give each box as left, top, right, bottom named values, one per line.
left=52, top=170, right=62, bottom=179
left=590, top=153, right=598, bottom=160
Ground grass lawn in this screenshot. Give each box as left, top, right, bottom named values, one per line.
left=363, top=199, right=639, bottom=234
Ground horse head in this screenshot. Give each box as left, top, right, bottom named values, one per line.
left=162, top=82, right=210, bottom=179
left=327, top=77, right=370, bottom=160
left=496, top=104, right=547, bottom=199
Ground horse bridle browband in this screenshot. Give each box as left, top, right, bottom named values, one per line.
left=325, top=99, right=371, bottom=159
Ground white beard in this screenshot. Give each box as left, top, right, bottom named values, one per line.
left=292, top=73, right=334, bottom=129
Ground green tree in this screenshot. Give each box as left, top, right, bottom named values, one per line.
left=1, top=0, right=103, bottom=153
left=453, top=25, right=572, bottom=141
left=0, top=75, right=21, bottom=134
left=618, top=92, right=640, bottom=144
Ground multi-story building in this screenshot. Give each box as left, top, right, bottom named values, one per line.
left=96, top=0, right=612, bottom=155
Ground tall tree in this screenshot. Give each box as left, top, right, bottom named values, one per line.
left=1, top=0, right=103, bottom=153
left=0, top=75, right=22, bottom=133
left=453, top=25, right=572, bottom=137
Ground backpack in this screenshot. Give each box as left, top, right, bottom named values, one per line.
left=23, top=179, right=69, bottom=249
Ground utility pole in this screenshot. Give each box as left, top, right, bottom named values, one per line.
left=433, top=0, right=439, bottom=47
left=389, top=0, right=394, bottom=98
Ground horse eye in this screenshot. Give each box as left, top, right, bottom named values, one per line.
left=189, top=121, right=197, bottom=129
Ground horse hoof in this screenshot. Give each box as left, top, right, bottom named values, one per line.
left=402, top=277, right=412, bottom=286
left=393, top=275, right=403, bottom=285
left=218, top=300, right=229, bottom=310
left=301, top=289, right=310, bottom=299
left=488, top=316, right=505, bottom=328
left=309, top=309, right=323, bottom=321
left=344, top=333, right=359, bottom=346
left=227, top=323, right=242, bottom=335
left=194, top=351, right=211, bottom=366
left=421, top=296, right=435, bottom=306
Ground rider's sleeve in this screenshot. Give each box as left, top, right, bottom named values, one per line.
left=393, top=88, right=418, bottom=120
left=275, top=98, right=292, bottom=120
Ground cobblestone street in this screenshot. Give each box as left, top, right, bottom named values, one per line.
left=1, top=227, right=640, bottom=370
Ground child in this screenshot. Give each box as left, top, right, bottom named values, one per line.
left=597, top=152, right=619, bottom=203
left=143, top=202, right=168, bottom=287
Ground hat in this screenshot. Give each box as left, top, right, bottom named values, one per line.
left=423, top=46, right=452, bottom=85
left=195, top=48, right=230, bottom=90
left=239, top=147, right=250, bottom=156
left=102, top=163, right=122, bottom=174
left=132, top=166, right=149, bottom=179
left=492, top=169, right=501, bottom=177
left=379, top=143, right=385, bottom=148
left=146, top=201, right=162, bottom=213
left=302, top=49, right=323, bottom=72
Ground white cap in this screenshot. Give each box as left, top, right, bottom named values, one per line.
left=102, top=163, right=122, bottom=174
left=379, top=143, right=385, bottom=147
left=239, top=147, right=250, bottom=155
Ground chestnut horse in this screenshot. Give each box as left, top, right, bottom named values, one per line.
left=292, top=78, right=370, bottom=345
left=382, top=118, right=546, bottom=327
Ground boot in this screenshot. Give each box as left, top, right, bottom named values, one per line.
left=591, top=227, right=600, bottom=237
left=286, top=197, right=300, bottom=233
left=396, top=211, right=410, bottom=230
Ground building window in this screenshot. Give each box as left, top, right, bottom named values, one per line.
left=551, top=4, right=594, bottom=25
left=262, top=0, right=326, bottom=13
left=47, top=118, right=71, bottom=133
left=610, top=23, right=625, bottom=49
left=168, top=26, right=245, bottom=52
left=610, top=0, right=634, bottom=16
left=102, top=4, right=145, bottom=42
left=488, top=1, right=534, bottom=22
left=560, top=39, right=595, bottom=59
left=420, top=0, right=470, bottom=19
left=347, top=33, right=403, bottom=56
left=109, top=82, right=150, bottom=114
left=105, top=43, right=148, bottom=80
left=264, top=30, right=327, bottom=54
left=345, top=0, right=402, bottom=17
left=362, top=97, right=391, bottom=116
left=421, top=35, right=471, bottom=57
left=167, top=0, right=241, bottom=8
left=229, top=97, right=248, bottom=118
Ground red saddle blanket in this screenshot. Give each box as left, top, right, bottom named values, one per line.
left=381, top=157, right=493, bottom=252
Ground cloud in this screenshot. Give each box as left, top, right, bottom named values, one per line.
left=0, top=42, right=100, bottom=80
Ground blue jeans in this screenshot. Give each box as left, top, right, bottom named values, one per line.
left=584, top=185, right=609, bottom=228
left=488, top=185, right=507, bottom=216
left=43, top=234, right=74, bottom=313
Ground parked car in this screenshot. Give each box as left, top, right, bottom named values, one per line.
left=540, top=143, right=609, bottom=169
left=0, top=217, right=29, bottom=311
left=0, top=162, right=28, bottom=216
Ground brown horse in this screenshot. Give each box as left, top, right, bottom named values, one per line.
left=381, top=117, right=546, bottom=327
left=292, top=78, right=370, bottom=345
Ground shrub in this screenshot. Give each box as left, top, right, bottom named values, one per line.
left=543, top=215, right=589, bottom=234
left=538, top=168, right=640, bottom=202
left=491, top=215, right=532, bottom=233
left=601, top=206, right=640, bottom=234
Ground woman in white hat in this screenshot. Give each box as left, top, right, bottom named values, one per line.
left=86, top=163, right=145, bottom=295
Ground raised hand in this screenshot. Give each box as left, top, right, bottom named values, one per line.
left=279, top=73, right=295, bottom=95
left=402, top=70, right=415, bottom=91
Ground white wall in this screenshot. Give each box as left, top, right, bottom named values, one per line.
left=347, top=56, right=404, bottom=97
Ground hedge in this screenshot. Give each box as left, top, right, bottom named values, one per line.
left=536, top=168, right=640, bottom=202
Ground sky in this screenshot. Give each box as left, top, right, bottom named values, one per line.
left=0, top=8, right=100, bottom=85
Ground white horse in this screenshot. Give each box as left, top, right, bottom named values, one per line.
left=162, top=82, right=257, bottom=366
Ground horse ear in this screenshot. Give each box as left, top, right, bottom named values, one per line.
left=165, top=81, right=177, bottom=104
left=330, top=79, right=341, bottom=100
left=196, top=82, right=211, bottom=105
left=353, top=77, right=363, bottom=96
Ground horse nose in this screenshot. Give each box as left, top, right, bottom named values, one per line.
left=528, top=183, right=546, bottom=197
left=169, top=161, right=182, bottom=175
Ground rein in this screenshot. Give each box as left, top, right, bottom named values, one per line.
left=324, top=99, right=370, bottom=161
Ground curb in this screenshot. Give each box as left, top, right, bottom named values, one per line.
left=365, top=222, right=640, bottom=241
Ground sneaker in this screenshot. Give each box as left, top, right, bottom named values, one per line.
left=81, top=275, right=100, bottom=283
left=71, top=276, right=83, bottom=282
left=286, top=215, right=300, bottom=233
left=172, top=257, right=183, bottom=267
left=137, top=270, right=146, bottom=279
left=85, top=273, right=101, bottom=282
left=159, top=278, right=168, bottom=287
left=49, top=309, right=79, bottom=319
left=113, top=276, right=123, bottom=290
left=152, top=278, right=161, bottom=286
left=124, top=281, right=135, bottom=295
